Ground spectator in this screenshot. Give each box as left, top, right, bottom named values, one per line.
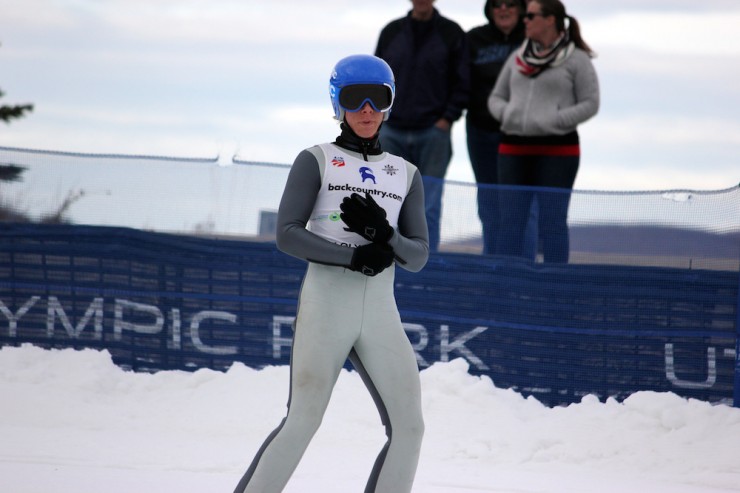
left=466, top=0, right=529, bottom=256
left=375, top=0, right=469, bottom=252
left=488, top=0, right=599, bottom=263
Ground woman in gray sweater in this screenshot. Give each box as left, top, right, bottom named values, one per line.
left=488, top=0, right=599, bottom=263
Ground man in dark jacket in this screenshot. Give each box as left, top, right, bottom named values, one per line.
left=375, top=0, right=469, bottom=252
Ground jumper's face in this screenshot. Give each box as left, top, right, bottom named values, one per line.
left=345, top=102, right=384, bottom=139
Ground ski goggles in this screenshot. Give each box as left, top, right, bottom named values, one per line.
left=338, top=84, right=394, bottom=113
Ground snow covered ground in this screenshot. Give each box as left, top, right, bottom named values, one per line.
left=2, top=344, right=739, bottom=493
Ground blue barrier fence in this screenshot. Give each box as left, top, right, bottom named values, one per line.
left=1, top=223, right=737, bottom=407
left=1, top=145, right=738, bottom=406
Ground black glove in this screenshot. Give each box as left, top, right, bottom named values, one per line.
left=340, top=192, right=394, bottom=243
left=350, top=243, right=394, bottom=277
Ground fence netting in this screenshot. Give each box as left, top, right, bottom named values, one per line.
left=1, top=145, right=737, bottom=270
left=1, top=145, right=738, bottom=406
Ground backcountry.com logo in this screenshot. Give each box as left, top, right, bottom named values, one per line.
left=326, top=183, right=402, bottom=202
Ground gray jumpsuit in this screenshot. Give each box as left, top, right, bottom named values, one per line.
left=234, top=142, right=429, bottom=493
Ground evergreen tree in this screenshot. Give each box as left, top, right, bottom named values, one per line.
left=0, top=164, right=26, bottom=182
left=1, top=41, right=33, bottom=185
left=1, top=42, right=34, bottom=125
left=0, top=85, right=32, bottom=184
left=0, top=42, right=33, bottom=219
left=0, top=90, right=34, bottom=123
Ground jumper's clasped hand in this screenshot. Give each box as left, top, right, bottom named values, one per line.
left=341, top=192, right=395, bottom=276
left=350, top=243, right=394, bottom=277
left=340, top=192, right=394, bottom=243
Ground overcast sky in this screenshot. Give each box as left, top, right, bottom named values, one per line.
left=1, top=0, right=739, bottom=191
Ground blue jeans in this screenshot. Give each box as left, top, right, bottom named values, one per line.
left=466, top=122, right=537, bottom=258
left=497, top=153, right=579, bottom=263
left=379, top=124, right=452, bottom=252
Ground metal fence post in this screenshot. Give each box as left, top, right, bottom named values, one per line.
left=735, top=269, right=740, bottom=408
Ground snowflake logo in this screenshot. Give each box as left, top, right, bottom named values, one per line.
left=383, top=164, right=398, bottom=176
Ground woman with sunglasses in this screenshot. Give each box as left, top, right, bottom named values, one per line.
left=233, top=54, right=429, bottom=493
left=466, top=0, right=530, bottom=257
left=488, top=0, right=599, bottom=263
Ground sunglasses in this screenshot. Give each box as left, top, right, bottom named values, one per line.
left=338, top=84, right=393, bottom=113
left=493, top=0, right=519, bottom=8
left=524, top=12, right=547, bottom=20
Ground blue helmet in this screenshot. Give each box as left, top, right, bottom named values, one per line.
left=329, top=54, right=395, bottom=122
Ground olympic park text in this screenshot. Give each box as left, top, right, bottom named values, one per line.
left=1, top=294, right=736, bottom=394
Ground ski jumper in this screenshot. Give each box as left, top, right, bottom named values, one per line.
left=234, top=141, right=429, bottom=493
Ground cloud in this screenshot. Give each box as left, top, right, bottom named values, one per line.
left=589, top=114, right=740, bottom=147
left=1, top=0, right=78, bottom=31
left=577, top=159, right=736, bottom=192
left=584, top=10, right=740, bottom=56
left=2, top=0, right=738, bottom=194
left=21, top=1, right=399, bottom=46
left=577, top=114, right=740, bottom=191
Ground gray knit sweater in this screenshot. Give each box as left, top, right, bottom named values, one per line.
left=488, top=47, right=599, bottom=137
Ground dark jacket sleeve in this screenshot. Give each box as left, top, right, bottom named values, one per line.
left=439, top=19, right=470, bottom=124
left=275, top=150, right=355, bottom=267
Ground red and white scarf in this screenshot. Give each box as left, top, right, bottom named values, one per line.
left=515, top=33, right=575, bottom=77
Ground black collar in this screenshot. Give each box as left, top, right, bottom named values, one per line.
left=333, top=121, right=383, bottom=161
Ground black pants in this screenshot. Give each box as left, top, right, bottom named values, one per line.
left=496, top=153, right=579, bottom=263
